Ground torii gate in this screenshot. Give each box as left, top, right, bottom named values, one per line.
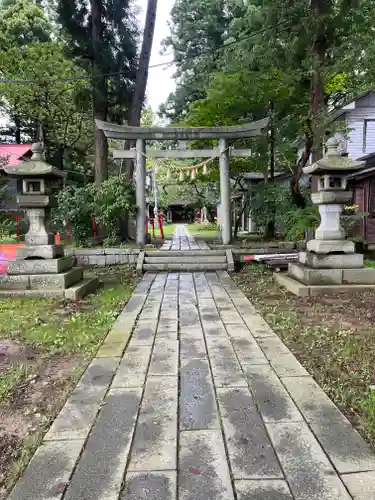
left=96, top=118, right=269, bottom=247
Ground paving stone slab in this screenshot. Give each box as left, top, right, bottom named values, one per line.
left=281, top=376, right=348, bottom=423
left=235, top=480, right=294, bottom=500
left=230, top=336, right=270, bottom=365
left=130, top=321, right=157, bottom=346
left=206, top=338, right=248, bottom=387
left=180, top=336, right=207, bottom=359
left=241, top=315, right=276, bottom=337
left=64, top=388, right=142, bottom=500
left=309, top=418, right=375, bottom=474
left=257, top=335, right=292, bottom=358
left=179, top=326, right=204, bottom=339
left=128, top=377, right=178, bottom=471
left=96, top=341, right=127, bottom=357
left=218, top=308, right=246, bottom=325
left=178, top=430, right=235, bottom=500
left=157, top=319, right=178, bottom=332
left=245, top=365, right=303, bottom=423
left=104, top=329, right=132, bottom=345
left=111, top=345, right=152, bottom=388
left=202, top=323, right=229, bottom=338
left=75, top=356, right=120, bottom=389
left=7, top=440, right=84, bottom=500
left=270, top=353, right=309, bottom=377
left=148, top=340, right=179, bottom=376
left=121, top=471, right=177, bottom=500
left=266, top=421, right=352, bottom=500
left=180, top=358, right=219, bottom=430
left=217, top=388, right=283, bottom=479
left=179, top=310, right=200, bottom=327
left=341, top=471, right=375, bottom=500
left=44, top=385, right=106, bottom=441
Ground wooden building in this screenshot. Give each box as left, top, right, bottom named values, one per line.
left=348, top=153, right=375, bottom=248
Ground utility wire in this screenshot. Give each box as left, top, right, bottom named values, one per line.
left=0, top=19, right=292, bottom=85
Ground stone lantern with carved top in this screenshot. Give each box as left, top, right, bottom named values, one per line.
left=5, top=142, right=65, bottom=252
left=0, top=142, right=98, bottom=299
left=278, top=137, right=375, bottom=295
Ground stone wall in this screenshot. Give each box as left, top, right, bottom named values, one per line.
left=66, top=248, right=140, bottom=267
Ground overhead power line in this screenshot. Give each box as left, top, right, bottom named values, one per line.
left=0, top=19, right=292, bottom=85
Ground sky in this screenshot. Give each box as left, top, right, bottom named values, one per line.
left=138, top=0, right=176, bottom=115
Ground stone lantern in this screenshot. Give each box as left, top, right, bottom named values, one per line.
left=278, top=137, right=375, bottom=295
left=0, top=142, right=98, bottom=299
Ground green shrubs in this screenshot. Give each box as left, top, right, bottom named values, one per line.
left=54, top=176, right=135, bottom=246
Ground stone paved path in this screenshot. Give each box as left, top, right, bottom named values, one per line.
left=8, top=226, right=375, bottom=499
left=161, top=224, right=210, bottom=251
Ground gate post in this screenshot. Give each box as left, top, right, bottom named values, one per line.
left=219, top=138, right=232, bottom=245
left=136, top=138, right=146, bottom=247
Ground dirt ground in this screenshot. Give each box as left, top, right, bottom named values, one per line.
left=233, top=265, right=375, bottom=448
left=0, top=265, right=137, bottom=498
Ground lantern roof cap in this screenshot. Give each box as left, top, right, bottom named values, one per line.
left=303, top=137, right=366, bottom=175
left=2, top=142, right=65, bottom=178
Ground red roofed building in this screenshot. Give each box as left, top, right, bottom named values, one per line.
left=0, top=144, right=33, bottom=210
left=0, top=144, right=32, bottom=167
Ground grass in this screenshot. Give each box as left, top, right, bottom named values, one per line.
left=186, top=222, right=219, bottom=240
left=233, top=265, right=375, bottom=449
left=0, top=267, right=135, bottom=354
left=151, top=223, right=176, bottom=240
left=0, top=265, right=137, bottom=496
left=0, top=364, right=29, bottom=402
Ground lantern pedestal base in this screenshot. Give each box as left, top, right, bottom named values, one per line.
left=289, top=263, right=375, bottom=286
left=299, top=251, right=364, bottom=269
left=16, top=244, right=64, bottom=260
left=1, top=248, right=98, bottom=300
left=307, top=239, right=355, bottom=254
left=275, top=273, right=375, bottom=297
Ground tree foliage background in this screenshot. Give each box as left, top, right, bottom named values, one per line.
left=158, top=0, right=375, bottom=236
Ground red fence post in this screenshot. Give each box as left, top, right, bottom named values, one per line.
left=151, top=217, right=155, bottom=238
left=145, top=215, right=149, bottom=236
left=158, top=214, right=164, bottom=240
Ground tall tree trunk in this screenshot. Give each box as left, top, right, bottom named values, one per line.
left=291, top=0, right=329, bottom=205
left=124, top=0, right=158, bottom=179
left=92, top=0, right=108, bottom=185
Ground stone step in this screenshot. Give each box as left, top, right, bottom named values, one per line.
left=143, top=263, right=228, bottom=272
left=144, top=256, right=227, bottom=264
left=146, top=250, right=226, bottom=257
left=28, top=267, right=84, bottom=290
left=64, top=278, right=99, bottom=300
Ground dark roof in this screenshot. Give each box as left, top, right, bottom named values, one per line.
left=348, top=165, right=375, bottom=180
left=348, top=151, right=375, bottom=178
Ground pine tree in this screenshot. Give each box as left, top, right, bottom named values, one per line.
left=57, top=0, right=138, bottom=184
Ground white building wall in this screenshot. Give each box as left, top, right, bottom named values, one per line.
left=346, top=93, right=375, bottom=159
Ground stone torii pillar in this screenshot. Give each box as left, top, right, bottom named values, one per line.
left=219, top=138, right=232, bottom=245
left=136, top=138, right=146, bottom=247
